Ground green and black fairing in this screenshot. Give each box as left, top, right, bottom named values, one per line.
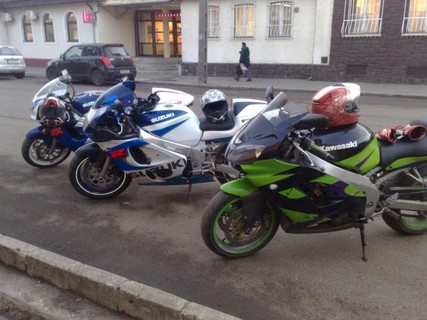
left=311, top=123, right=380, bottom=174
left=223, top=99, right=374, bottom=233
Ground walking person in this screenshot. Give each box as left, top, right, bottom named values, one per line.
left=234, top=42, right=252, bottom=81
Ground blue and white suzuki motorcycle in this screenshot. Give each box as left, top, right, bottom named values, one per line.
left=68, top=80, right=266, bottom=199
left=21, top=71, right=103, bottom=168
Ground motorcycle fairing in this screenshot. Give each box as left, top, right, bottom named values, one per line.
left=378, top=138, right=427, bottom=170
left=73, top=90, right=104, bottom=115
left=25, top=125, right=87, bottom=151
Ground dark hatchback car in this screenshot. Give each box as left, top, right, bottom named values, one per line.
left=46, top=43, right=137, bottom=86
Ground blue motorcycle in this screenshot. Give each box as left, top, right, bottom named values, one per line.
left=21, top=71, right=103, bottom=168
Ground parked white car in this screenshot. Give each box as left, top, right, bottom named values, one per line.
left=0, top=46, right=26, bottom=79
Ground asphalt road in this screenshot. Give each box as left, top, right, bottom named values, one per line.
left=0, top=77, right=426, bottom=320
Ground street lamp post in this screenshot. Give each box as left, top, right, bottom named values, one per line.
left=198, top=0, right=208, bottom=83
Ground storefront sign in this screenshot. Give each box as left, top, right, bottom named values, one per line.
left=103, top=0, right=171, bottom=5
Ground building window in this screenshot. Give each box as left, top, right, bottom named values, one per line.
left=233, top=3, right=255, bottom=38
left=66, top=12, right=78, bottom=42
left=43, top=13, right=55, bottom=42
left=268, top=1, right=293, bottom=38
left=208, top=5, right=220, bottom=38
left=22, top=14, right=33, bottom=42
left=403, top=0, right=427, bottom=35
left=341, top=0, right=384, bottom=37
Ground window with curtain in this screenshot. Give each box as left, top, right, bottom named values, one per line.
left=268, top=1, right=293, bottom=38
left=341, top=0, right=384, bottom=36
left=233, top=3, right=255, bottom=38
left=43, top=13, right=55, bottom=42
left=66, top=12, right=79, bottom=42
left=403, top=0, right=427, bottom=35
left=208, top=5, right=220, bottom=38
left=23, top=14, right=33, bottom=42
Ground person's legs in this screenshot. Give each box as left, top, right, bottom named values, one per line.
left=246, top=68, right=252, bottom=81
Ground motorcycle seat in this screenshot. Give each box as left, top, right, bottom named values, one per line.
left=199, top=111, right=235, bottom=131
left=379, top=137, right=427, bottom=168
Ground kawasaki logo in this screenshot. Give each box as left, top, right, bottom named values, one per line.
left=151, top=112, right=175, bottom=124
left=320, top=140, right=358, bottom=152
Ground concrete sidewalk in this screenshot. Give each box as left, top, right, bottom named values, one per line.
left=26, top=66, right=427, bottom=99
left=0, top=234, right=240, bottom=320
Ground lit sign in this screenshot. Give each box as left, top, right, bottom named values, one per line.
left=82, top=11, right=96, bottom=23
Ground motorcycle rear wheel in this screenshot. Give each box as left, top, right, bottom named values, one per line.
left=382, top=164, right=427, bottom=235
left=21, top=136, right=71, bottom=168
left=201, top=191, right=280, bottom=258
left=68, top=149, right=132, bottom=200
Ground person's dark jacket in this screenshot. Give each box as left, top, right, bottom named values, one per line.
left=239, top=46, right=250, bottom=67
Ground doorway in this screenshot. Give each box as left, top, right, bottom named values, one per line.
left=135, top=10, right=182, bottom=57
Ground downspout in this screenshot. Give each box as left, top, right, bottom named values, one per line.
left=86, top=1, right=97, bottom=43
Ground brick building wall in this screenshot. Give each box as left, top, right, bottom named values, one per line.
left=182, top=0, right=427, bottom=84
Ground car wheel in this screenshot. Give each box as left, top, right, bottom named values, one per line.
left=90, top=69, right=106, bottom=86
left=15, top=73, right=25, bottom=79
left=46, top=67, right=59, bottom=80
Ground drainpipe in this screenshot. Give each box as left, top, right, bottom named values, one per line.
left=86, top=1, right=97, bottom=42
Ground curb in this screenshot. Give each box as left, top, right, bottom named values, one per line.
left=0, top=234, right=240, bottom=320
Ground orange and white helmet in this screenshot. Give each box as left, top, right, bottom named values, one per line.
left=311, top=83, right=361, bottom=127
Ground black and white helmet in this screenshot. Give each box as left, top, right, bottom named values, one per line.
left=200, top=89, right=228, bottom=123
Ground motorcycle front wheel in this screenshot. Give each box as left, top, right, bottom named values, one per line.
left=382, top=164, right=427, bottom=235
left=201, top=191, right=280, bottom=258
left=21, top=136, right=71, bottom=168
left=68, top=149, right=132, bottom=200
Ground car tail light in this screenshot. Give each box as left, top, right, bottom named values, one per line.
left=130, top=57, right=135, bottom=66
left=99, top=55, right=112, bottom=66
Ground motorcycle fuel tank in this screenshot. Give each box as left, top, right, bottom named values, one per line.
left=311, top=123, right=380, bottom=173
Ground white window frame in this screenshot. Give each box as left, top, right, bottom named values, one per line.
left=267, top=1, right=293, bottom=38
left=208, top=5, right=220, bottom=38
left=233, top=3, right=255, bottom=39
left=341, top=0, right=384, bottom=37
left=402, top=0, right=427, bottom=36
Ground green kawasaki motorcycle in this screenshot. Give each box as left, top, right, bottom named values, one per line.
left=201, top=84, right=427, bottom=261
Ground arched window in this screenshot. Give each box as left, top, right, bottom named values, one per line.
left=43, top=13, right=55, bottom=42
left=66, top=12, right=78, bottom=42
left=23, top=14, right=33, bottom=42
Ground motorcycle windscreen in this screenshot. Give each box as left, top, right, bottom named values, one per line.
left=92, top=81, right=135, bottom=110
left=227, top=108, right=309, bottom=161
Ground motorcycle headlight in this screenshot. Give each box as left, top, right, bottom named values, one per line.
left=227, top=144, right=265, bottom=165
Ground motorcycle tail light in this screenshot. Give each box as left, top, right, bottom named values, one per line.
left=109, top=148, right=128, bottom=160
left=50, top=127, right=64, bottom=137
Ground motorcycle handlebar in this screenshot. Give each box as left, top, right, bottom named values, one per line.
left=300, top=136, right=335, bottom=162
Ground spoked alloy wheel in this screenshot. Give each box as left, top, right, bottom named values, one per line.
left=68, top=150, right=132, bottom=200
left=21, top=136, right=71, bottom=168
left=382, top=164, right=427, bottom=235
left=201, top=191, right=280, bottom=258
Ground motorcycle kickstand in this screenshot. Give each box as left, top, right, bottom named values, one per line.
left=356, top=221, right=368, bottom=262
left=186, top=180, right=192, bottom=203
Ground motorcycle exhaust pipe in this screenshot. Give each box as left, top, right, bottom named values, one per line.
left=386, top=199, right=427, bottom=212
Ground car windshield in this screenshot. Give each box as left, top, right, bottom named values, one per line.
left=0, top=47, right=20, bottom=56
left=104, top=46, right=128, bottom=57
